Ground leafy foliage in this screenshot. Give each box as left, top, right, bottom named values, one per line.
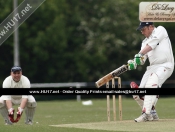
left=0, top=0, right=174, bottom=85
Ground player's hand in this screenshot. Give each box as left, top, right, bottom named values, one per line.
left=8, top=108, right=15, bottom=123
left=134, top=53, right=144, bottom=65
left=14, top=107, right=23, bottom=123
left=127, top=60, right=137, bottom=70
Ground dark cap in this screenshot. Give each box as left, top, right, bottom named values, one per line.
left=11, top=66, right=22, bottom=72
left=137, top=22, right=153, bottom=31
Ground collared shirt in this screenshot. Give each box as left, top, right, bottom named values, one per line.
left=2, top=75, right=30, bottom=88
left=2, top=75, right=30, bottom=100
left=141, top=26, right=174, bottom=69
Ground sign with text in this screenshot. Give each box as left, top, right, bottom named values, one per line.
left=0, top=88, right=175, bottom=95
left=139, top=2, right=175, bottom=22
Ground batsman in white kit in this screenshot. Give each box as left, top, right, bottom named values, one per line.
left=127, top=22, right=174, bottom=122
left=0, top=66, right=37, bottom=125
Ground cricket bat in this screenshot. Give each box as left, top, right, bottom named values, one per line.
left=95, top=64, right=128, bottom=88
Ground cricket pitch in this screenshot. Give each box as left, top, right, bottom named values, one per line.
left=50, top=119, right=175, bottom=132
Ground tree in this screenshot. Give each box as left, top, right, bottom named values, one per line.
left=0, top=0, right=174, bottom=86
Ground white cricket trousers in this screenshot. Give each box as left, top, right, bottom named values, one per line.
left=139, top=65, right=173, bottom=88
left=0, top=95, right=36, bottom=106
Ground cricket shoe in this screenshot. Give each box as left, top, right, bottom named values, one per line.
left=25, top=119, right=33, bottom=125
left=5, top=119, right=13, bottom=125
left=135, top=113, right=153, bottom=122
left=151, top=106, right=159, bottom=121
left=151, top=111, right=159, bottom=121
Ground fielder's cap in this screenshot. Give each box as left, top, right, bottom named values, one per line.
left=137, top=22, right=153, bottom=31
left=11, top=66, right=22, bottom=72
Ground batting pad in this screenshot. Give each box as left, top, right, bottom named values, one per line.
left=25, top=102, right=37, bottom=122
left=143, top=95, right=157, bottom=114
left=0, top=107, right=11, bottom=122
left=133, top=95, right=144, bottom=109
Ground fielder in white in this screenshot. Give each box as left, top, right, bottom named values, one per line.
left=0, top=66, right=37, bottom=125
left=127, top=22, right=174, bottom=122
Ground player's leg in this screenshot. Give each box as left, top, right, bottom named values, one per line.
left=0, top=97, right=13, bottom=125
left=130, top=82, right=144, bottom=109
left=25, top=95, right=37, bottom=125
left=134, top=66, right=173, bottom=122
left=135, top=73, right=158, bottom=122
left=151, top=95, right=159, bottom=120
left=130, top=81, right=159, bottom=120
left=149, top=66, right=173, bottom=121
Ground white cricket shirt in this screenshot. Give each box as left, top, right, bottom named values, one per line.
left=141, top=26, right=174, bottom=69
left=2, top=75, right=30, bottom=100
left=3, top=75, right=30, bottom=88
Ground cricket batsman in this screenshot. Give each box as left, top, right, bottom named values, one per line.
left=127, top=22, right=174, bottom=122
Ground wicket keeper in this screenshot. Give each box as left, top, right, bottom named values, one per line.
left=0, top=66, right=37, bottom=125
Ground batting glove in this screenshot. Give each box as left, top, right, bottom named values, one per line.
left=134, top=53, right=144, bottom=65
left=127, top=60, right=137, bottom=70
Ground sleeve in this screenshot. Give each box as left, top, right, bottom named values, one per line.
left=2, top=77, right=12, bottom=100
left=22, top=76, right=31, bottom=98
left=140, top=42, right=148, bottom=63
left=22, top=95, right=28, bottom=98
left=147, top=26, right=166, bottom=49
left=2, top=77, right=10, bottom=88
left=1, top=95, right=12, bottom=100
left=22, top=76, right=31, bottom=88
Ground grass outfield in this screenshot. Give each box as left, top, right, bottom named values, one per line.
left=0, top=97, right=175, bottom=132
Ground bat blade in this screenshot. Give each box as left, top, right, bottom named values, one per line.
left=95, top=73, right=112, bottom=88
left=95, top=65, right=128, bottom=88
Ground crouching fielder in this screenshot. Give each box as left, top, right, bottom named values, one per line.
left=127, top=22, right=174, bottom=122
left=0, top=66, right=37, bottom=125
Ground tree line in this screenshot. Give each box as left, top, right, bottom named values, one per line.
left=0, top=0, right=174, bottom=87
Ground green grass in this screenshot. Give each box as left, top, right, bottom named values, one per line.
left=0, top=97, right=175, bottom=132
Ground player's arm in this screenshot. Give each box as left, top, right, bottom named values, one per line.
left=2, top=77, right=11, bottom=88
left=134, top=45, right=150, bottom=65
left=2, top=77, right=14, bottom=114
left=14, top=98, right=28, bottom=122
left=2, top=95, right=15, bottom=122
left=139, top=44, right=152, bottom=55
left=128, top=44, right=151, bottom=69
left=22, top=76, right=31, bottom=88
left=135, top=26, right=165, bottom=65
left=22, top=77, right=30, bottom=98
left=14, top=77, right=30, bottom=123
